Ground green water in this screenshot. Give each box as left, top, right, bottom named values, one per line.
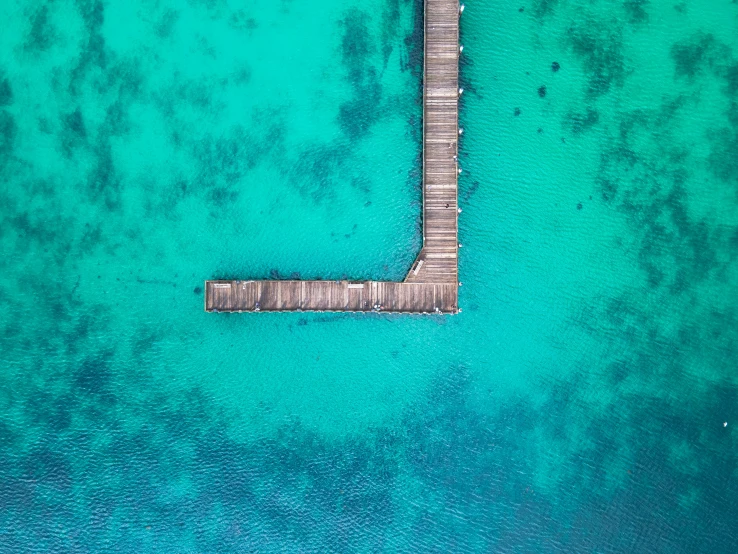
left=1, top=0, right=737, bottom=551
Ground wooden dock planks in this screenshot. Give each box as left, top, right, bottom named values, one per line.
left=205, top=280, right=458, bottom=314
left=405, top=0, right=460, bottom=286
left=206, top=0, right=460, bottom=314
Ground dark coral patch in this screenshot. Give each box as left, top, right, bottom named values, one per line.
left=564, top=108, right=599, bottom=134
left=64, top=109, right=87, bottom=139
left=86, top=139, right=122, bottom=210
left=75, top=351, right=115, bottom=397
left=155, top=9, right=180, bottom=39
left=338, top=69, right=382, bottom=141
left=340, top=9, right=374, bottom=85
left=670, top=33, right=723, bottom=80
left=101, top=100, right=131, bottom=138
left=78, top=222, right=103, bottom=255
left=623, top=0, right=650, bottom=24
left=669, top=36, right=738, bottom=188
left=707, top=127, right=738, bottom=185
left=531, top=0, right=559, bottom=19
left=60, top=108, right=88, bottom=156
left=209, top=187, right=239, bottom=207
left=194, top=128, right=251, bottom=183
left=463, top=181, right=479, bottom=201
left=724, top=63, right=738, bottom=99
left=403, top=0, right=425, bottom=78
left=23, top=446, right=73, bottom=490
left=290, top=143, right=343, bottom=201
left=0, top=110, right=17, bottom=160
left=380, top=0, right=401, bottom=67
left=594, top=93, right=735, bottom=294
left=337, top=9, right=384, bottom=142
left=229, top=11, right=258, bottom=34
left=566, top=19, right=626, bottom=97
left=25, top=5, right=56, bottom=52
left=0, top=77, right=13, bottom=106
left=189, top=115, right=286, bottom=213
left=69, top=0, right=107, bottom=94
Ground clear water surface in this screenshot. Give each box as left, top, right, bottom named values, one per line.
left=1, top=0, right=737, bottom=551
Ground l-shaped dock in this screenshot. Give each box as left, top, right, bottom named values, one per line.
left=206, top=0, right=461, bottom=314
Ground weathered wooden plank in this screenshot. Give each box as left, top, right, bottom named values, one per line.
left=205, top=280, right=457, bottom=313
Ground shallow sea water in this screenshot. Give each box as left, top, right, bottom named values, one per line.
left=1, top=0, right=737, bottom=552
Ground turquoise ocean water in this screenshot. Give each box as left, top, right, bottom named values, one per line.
left=1, top=0, right=737, bottom=551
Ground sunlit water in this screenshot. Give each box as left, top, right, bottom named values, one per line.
left=1, top=0, right=737, bottom=551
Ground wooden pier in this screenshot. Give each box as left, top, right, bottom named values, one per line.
left=206, top=0, right=461, bottom=314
